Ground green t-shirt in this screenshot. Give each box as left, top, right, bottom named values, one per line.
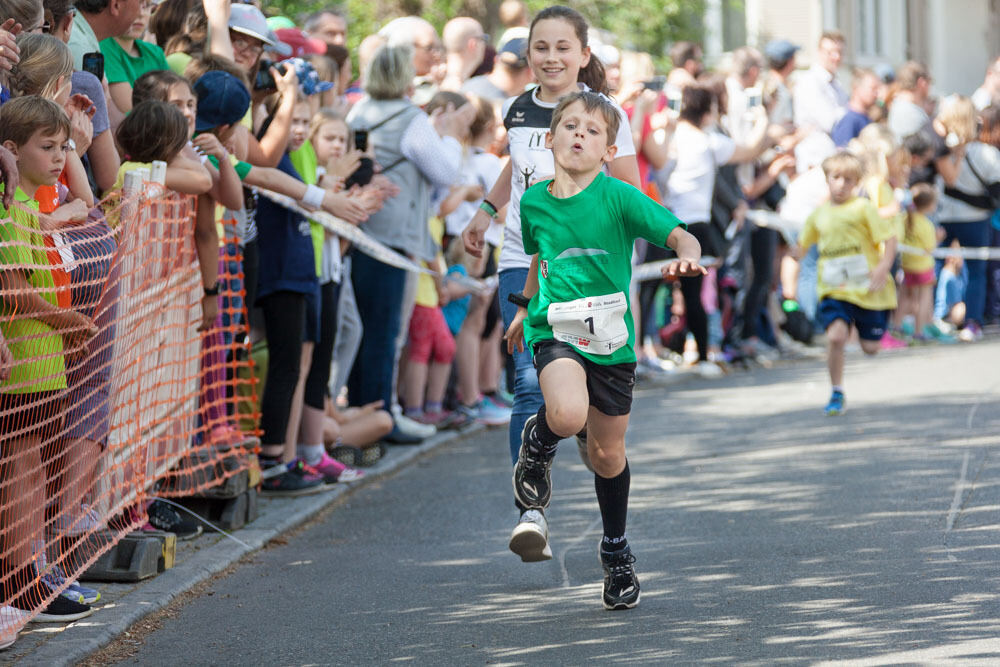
left=289, top=143, right=324, bottom=277
left=0, top=187, right=67, bottom=393
left=100, top=37, right=169, bottom=86
left=521, top=172, right=685, bottom=366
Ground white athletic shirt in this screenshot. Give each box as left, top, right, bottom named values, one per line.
left=497, top=84, right=636, bottom=272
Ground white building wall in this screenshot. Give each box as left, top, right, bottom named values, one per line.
left=926, top=0, right=992, bottom=97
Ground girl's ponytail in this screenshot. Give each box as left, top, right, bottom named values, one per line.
left=529, top=5, right=608, bottom=95
left=579, top=56, right=609, bottom=96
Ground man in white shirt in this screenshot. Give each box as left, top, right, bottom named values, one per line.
left=792, top=30, right=848, bottom=134
left=887, top=61, right=933, bottom=141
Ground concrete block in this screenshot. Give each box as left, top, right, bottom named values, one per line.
left=79, top=532, right=171, bottom=582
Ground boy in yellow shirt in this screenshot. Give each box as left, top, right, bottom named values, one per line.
left=0, top=96, right=97, bottom=621
left=796, top=152, right=898, bottom=415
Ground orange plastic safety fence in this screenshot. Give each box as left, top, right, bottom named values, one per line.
left=0, top=182, right=258, bottom=633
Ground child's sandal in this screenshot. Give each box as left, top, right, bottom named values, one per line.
left=358, top=442, right=387, bottom=467
left=328, top=445, right=362, bottom=467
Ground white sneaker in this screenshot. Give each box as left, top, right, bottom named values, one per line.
left=508, top=509, right=553, bottom=562
left=1, top=605, right=29, bottom=649
left=696, top=360, right=723, bottom=378
left=392, top=408, right=437, bottom=439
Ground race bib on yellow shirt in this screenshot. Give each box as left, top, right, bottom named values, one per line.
left=547, top=292, right=628, bottom=356
left=822, top=254, right=870, bottom=290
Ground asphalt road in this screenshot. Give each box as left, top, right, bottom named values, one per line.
left=113, top=341, right=1000, bottom=665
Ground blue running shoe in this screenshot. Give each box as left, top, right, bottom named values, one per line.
left=824, top=390, right=845, bottom=416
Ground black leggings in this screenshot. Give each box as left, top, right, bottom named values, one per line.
left=741, top=227, right=778, bottom=340
left=680, top=222, right=722, bottom=361
left=304, top=280, right=341, bottom=410
left=259, top=291, right=306, bottom=446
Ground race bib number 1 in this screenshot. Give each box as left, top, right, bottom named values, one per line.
left=821, top=254, right=870, bottom=290
left=547, top=292, right=628, bottom=355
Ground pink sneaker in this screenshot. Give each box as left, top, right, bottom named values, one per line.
left=880, top=331, right=907, bottom=350
left=305, top=452, right=364, bottom=483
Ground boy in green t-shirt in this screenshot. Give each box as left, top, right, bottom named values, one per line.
left=0, top=96, right=97, bottom=620
left=505, top=91, right=706, bottom=610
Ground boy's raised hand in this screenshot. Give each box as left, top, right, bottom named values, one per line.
left=0, top=19, right=20, bottom=72
left=504, top=308, right=528, bottom=354
left=192, top=133, right=229, bottom=161
left=661, top=257, right=708, bottom=279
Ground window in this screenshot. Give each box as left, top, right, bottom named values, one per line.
left=857, top=0, right=888, bottom=57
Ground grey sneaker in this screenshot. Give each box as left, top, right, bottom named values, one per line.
left=512, top=415, right=554, bottom=509
left=508, top=509, right=552, bottom=562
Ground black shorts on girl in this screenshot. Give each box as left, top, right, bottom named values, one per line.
left=531, top=340, right=636, bottom=416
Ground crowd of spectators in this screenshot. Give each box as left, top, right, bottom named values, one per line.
left=1, top=0, right=998, bottom=647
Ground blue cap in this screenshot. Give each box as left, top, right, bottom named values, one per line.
left=194, top=71, right=251, bottom=132
left=764, top=39, right=800, bottom=64
left=873, top=62, right=896, bottom=84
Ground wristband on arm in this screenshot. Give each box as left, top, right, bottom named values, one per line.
left=479, top=199, right=499, bottom=219
left=507, top=292, right=530, bottom=308
left=302, top=184, right=326, bottom=209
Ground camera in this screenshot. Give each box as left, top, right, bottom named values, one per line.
left=253, top=60, right=287, bottom=91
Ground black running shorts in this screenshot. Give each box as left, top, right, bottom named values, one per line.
left=531, top=340, right=636, bottom=416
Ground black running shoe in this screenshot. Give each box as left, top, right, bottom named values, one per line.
left=147, top=500, right=203, bottom=540
left=30, top=592, right=93, bottom=623
left=600, top=545, right=640, bottom=610
left=512, top=415, right=554, bottom=509
left=259, top=461, right=326, bottom=497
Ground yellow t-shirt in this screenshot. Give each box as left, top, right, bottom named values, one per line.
left=0, top=187, right=67, bottom=393
left=800, top=197, right=897, bottom=311
left=415, top=217, right=445, bottom=308
left=901, top=212, right=936, bottom=274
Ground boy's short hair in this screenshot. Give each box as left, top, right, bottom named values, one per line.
left=549, top=91, right=620, bottom=146
left=0, top=95, right=70, bottom=147
left=911, top=182, right=937, bottom=210
left=821, top=152, right=863, bottom=182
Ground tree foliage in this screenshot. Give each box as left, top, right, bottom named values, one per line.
left=264, top=0, right=707, bottom=72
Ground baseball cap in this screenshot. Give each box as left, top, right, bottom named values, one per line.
left=194, top=71, right=251, bottom=132
left=497, top=36, right=528, bottom=68
left=764, top=39, right=800, bottom=64
left=229, top=5, right=276, bottom=46
left=273, top=28, right=327, bottom=59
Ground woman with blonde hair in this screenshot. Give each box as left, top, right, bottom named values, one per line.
left=937, top=95, right=1000, bottom=340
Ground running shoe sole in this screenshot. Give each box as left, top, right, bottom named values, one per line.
left=508, top=524, right=553, bottom=562
left=31, top=607, right=93, bottom=623
left=604, top=592, right=641, bottom=611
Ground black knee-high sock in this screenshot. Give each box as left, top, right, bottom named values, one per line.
left=530, top=404, right=561, bottom=455
left=595, top=460, right=630, bottom=552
